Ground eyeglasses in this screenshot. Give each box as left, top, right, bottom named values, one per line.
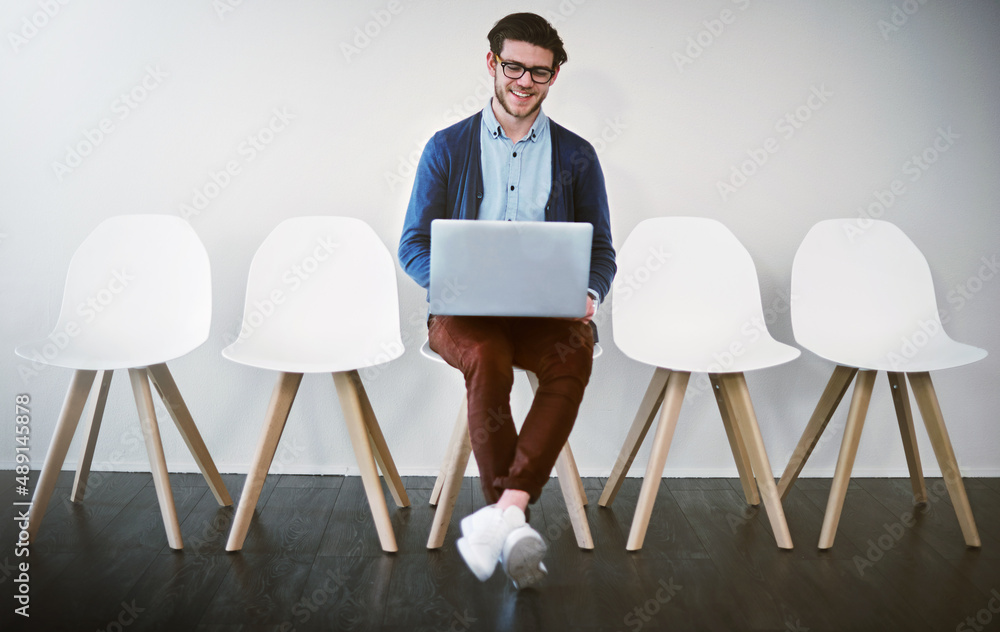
left=495, top=55, right=556, bottom=84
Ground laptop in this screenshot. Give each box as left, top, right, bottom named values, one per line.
left=429, top=219, right=593, bottom=317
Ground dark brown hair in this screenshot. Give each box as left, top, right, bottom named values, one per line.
left=488, top=12, right=567, bottom=68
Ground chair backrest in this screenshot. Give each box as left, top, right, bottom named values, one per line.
left=613, top=217, right=798, bottom=373
left=791, top=219, right=986, bottom=371
left=30, top=215, right=211, bottom=369
left=223, top=216, right=403, bottom=372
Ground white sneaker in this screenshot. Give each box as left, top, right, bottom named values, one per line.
left=501, top=524, right=548, bottom=589
left=456, top=505, right=526, bottom=581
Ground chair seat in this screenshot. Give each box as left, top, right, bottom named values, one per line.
left=15, top=338, right=201, bottom=371
left=791, top=219, right=987, bottom=373
left=221, top=216, right=404, bottom=374
left=222, top=334, right=403, bottom=373
left=617, top=332, right=798, bottom=374
left=15, top=215, right=211, bottom=371
left=612, top=217, right=800, bottom=374
left=799, top=330, right=986, bottom=373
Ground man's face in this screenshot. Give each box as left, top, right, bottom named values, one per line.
left=487, top=39, right=559, bottom=121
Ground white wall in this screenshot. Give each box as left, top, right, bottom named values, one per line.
left=2, top=0, right=998, bottom=480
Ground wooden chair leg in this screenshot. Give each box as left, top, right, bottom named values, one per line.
left=777, top=365, right=858, bottom=500
left=710, top=373, right=759, bottom=506
left=626, top=370, right=690, bottom=551
left=554, top=442, right=594, bottom=549
left=71, top=370, right=114, bottom=502
left=887, top=371, right=927, bottom=504
left=226, top=372, right=302, bottom=552
left=818, top=369, right=876, bottom=550
left=429, top=472, right=446, bottom=507
left=28, top=369, right=97, bottom=543
left=429, top=462, right=448, bottom=506
left=719, top=373, right=793, bottom=550
left=430, top=398, right=469, bottom=508
left=128, top=368, right=183, bottom=550
left=599, top=367, right=671, bottom=507
left=332, top=371, right=397, bottom=553
left=147, top=363, right=232, bottom=506
left=347, top=370, right=409, bottom=509
left=566, top=447, right=588, bottom=507
left=428, top=396, right=472, bottom=549
left=907, top=372, right=980, bottom=547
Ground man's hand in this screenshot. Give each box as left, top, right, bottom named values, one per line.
left=577, top=295, right=596, bottom=324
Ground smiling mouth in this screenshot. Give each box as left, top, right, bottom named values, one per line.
left=511, top=89, right=533, bottom=99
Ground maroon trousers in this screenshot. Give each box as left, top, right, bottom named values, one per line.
left=428, top=314, right=594, bottom=504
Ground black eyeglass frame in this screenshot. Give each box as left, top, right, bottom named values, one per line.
left=495, top=54, right=556, bottom=84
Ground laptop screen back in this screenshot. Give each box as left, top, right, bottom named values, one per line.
left=429, top=220, right=592, bottom=317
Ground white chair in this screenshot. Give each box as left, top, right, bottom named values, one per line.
left=599, top=217, right=799, bottom=551
left=777, top=219, right=985, bottom=549
left=222, top=217, right=409, bottom=553
left=423, top=341, right=601, bottom=551
left=15, top=215, right=232, bottom=550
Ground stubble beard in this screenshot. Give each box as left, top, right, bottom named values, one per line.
left=494, top=77, right=544, bottom=120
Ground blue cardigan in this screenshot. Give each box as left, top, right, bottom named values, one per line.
left=398, top=111, right=617, bottom=302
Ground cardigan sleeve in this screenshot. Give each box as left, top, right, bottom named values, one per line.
left=398, top=134, right=448, bottom=290
left=571, top=143, right=617, bottom=303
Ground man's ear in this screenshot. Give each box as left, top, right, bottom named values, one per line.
left=549, top=64, right=561, bottom=86
left=487, top=51, right=497, bottom=78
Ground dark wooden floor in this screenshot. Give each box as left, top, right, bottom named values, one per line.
left=2, top=472, right=998, bottom=632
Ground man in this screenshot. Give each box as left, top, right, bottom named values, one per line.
left=398, top=12, right=615, bottom=588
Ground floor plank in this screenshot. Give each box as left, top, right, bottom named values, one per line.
left=801, top=487, right=996, bottom=628
left=317, top=477, right=398, bottom=557
left=856, top=478, right=1000, bottom=560
left=663, top=477, right=739, bottom=491
left=24, top=472, right=151, bottom=555
left=276, top=474, right=345, bottom=489
left=383, top=548, right=506, bottom=630
left=539, top=486, right=641, bottom=630
left=400, top=475, right=438, bottom=490
left=7, top=474, right=998, bottom=632
left=99, top=484, right=207, bottom=551
left=727, top=479, right=865, bottom=561
left=601, top=478, right=711, bottom=560
left=197, top=553, right=316, bottom=626
left=30, top=544, right=162, bottom=630
left=177, top=473, right=278, bottom=555
left=788, top=476, right=862, bottom=492
left=239, top=487, right=339, bottom=556
left=671, top=488, right=794, bottom=578
left=121, top=553, right=236, bottom=632
left=289, top=554, right=395, bottom=632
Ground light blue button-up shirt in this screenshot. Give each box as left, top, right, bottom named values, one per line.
left=477, top=101, right=600, bottom=309
left=478, top=101, right=552, bottom=222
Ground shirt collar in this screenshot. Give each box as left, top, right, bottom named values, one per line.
left=482, top=99, right=548, bottom=143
